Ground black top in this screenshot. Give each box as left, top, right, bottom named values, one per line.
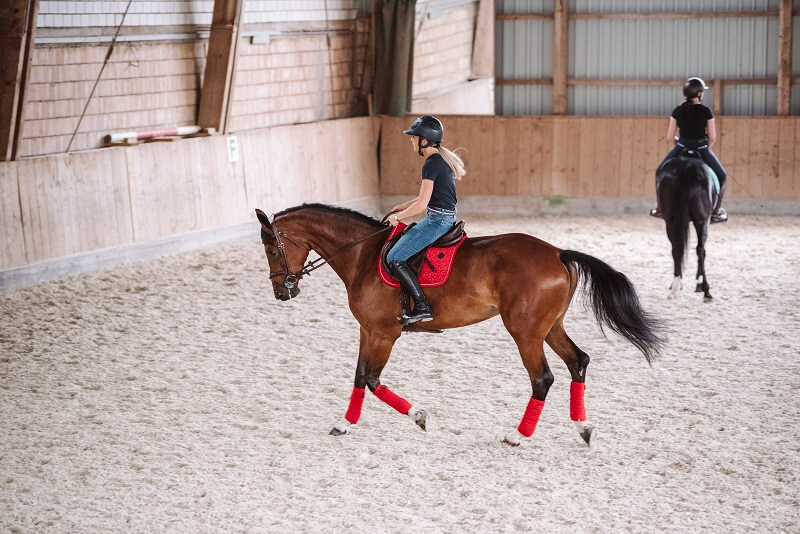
left=671, top=103, right=713, bottom=140
left=422, top=153, right=456, bottom=211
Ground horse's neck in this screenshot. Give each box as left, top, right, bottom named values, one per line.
left=283, top=211, right=381, bottom=279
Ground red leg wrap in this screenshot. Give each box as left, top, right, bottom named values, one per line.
left=517, top=397, right=545, bottom=437
left=570, top=381, right=587, bottom=421
left=373, top=384, right=412, bottom=415
left=345, top=387, right=366, bottom=424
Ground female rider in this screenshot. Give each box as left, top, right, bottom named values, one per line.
left=387, top=115, right=466, bottom=323
left=652, top=77, right=728, bottom=223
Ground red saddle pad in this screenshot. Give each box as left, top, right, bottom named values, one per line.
left=377, top=223, right=467, bottom=288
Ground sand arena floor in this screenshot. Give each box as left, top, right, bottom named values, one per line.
left=1, top=213, right=798, bottom=533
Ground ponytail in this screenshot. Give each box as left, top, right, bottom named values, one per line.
left=437, top=145, right=466, bottom=181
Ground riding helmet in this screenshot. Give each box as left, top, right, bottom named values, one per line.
left=683, top=77, right=709, bottom=99
left=403, top=116, right=443, bottom=144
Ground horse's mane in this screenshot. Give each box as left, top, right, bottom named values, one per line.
left=276, top=203, right=384, bottom=229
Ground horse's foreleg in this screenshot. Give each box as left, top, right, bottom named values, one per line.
left=330, top=327, right=427, bottom=436
left=503, top=338, right=554, bottom=447
left=545, top=322, right=597, bottom=447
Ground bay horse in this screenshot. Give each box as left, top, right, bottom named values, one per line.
left=255, top=204, right=664, bottom=447
left=656, top=154, right=718, bottom=301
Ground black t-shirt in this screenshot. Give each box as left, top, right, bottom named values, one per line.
left=422, top=153, right=457, bottom=211
left=671, top=103, right=713, bottom=140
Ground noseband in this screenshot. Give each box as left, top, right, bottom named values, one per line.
left=261, top=215, right=390, bottom=291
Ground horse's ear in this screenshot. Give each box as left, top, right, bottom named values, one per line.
left=255, top=209, right=273, bottom=232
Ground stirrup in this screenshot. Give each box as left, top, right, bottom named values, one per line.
left=649, top=207, right=662, bottom=218
left=400, top=306, right=433, bottom=324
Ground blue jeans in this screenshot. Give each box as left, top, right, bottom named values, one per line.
left=656, top=137, right=727, bottom=186
left=386, top=208, right=456, bottom=263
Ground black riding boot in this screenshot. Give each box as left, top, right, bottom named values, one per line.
left=650, top=177, right=662, bottom=218
left=711, top=180, right=728, bottom=224
left=390, top=261, right=433, bottom=323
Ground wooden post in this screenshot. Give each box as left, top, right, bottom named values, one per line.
left=777, top=0, right=793, bottom=115
left=552, top=0, right=568, bottom=115
left=712, top=79, right=723, bottom=116
left=0, top=0, right=37, bottom=161
left=471, top=0, right=494, bottom=78
left=198, top=0, right=243, bottom=134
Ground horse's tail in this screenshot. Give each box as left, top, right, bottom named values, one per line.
left=560, top=250, right=666, bottom=364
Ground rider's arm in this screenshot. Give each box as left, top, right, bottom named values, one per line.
left=666, top=116, right=678, bottom=144
left=706, top=118, right=717, bottom=146
left=391, top=199, right=415, bottom=212
left=391, top=180, right=434, bottom=224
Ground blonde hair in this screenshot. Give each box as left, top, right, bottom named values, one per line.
left=437, top=145, right=466, bottom=181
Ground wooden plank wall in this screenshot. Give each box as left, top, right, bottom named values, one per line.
left=229, top=31, right=366, bottom=131
left=379, top=115, right=800, bottom=202
left=22, top=42, right=206, bottom=157
left=1, top=117, right=379, bottom=270
left=412, top=4, right=477, bottom=97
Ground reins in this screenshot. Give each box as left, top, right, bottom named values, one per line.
left=263, top=217, right=391, bottom=289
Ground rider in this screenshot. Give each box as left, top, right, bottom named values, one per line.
left=651, top=77, right=728, bottom=223
left=387, top=115, right=465, bottom=323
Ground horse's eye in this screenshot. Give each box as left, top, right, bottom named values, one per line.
left=267, top=250, right=277, bottom=258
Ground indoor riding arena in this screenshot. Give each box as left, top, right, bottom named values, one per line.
left=2, top=2, right=799, bottom=532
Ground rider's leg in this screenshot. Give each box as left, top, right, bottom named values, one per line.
left=386, top=212, right=455, bottom=322
left=699, top=148, right=728, bottom=222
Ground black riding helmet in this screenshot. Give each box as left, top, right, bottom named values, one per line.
left=404, top=116, right=443, bottom=155
left=683, top=77, right=709, bottom=100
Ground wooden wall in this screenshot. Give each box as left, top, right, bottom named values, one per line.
left=412, top=3, right=477, bottom=98
left=1, top=117, right=379, bottom=271
left=379, top=116, right=800, bottom=201
left=22, top=42, right=206, bottom=157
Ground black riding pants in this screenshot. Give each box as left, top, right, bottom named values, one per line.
left=655, top=137, right=727, bottom=187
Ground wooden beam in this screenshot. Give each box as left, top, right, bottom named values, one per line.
left=0, top=0, right=37, bottom=161
left=198, top=0, right=243, bottom=134
left=497, top=10, right=781, bottom=21
left=570, top=10, right=779, bottom=20
left=777, top=0, right=793, bottom=115
left=496, top=77, right=778, bottom=87
left=552, top=0, right=568, bottom=115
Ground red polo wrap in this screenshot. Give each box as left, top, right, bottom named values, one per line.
left=345, top=387, right=366, bottom=424
left=570, top=381, right=587, bottom=421
left=373, top=384, right=412, bottom=415
left=517, top=397, right=545, bottom=437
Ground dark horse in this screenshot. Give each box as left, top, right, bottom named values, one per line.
left=256, top=204, right=664, bottom=447
left=656, top=154, right=718, bottom=301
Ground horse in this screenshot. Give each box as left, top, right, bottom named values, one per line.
left=656, top=154, right=719, bottom=301
left=255, top=204, right=665, bottom=447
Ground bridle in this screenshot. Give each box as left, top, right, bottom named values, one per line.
left=261, top=214, right=391, bottom=291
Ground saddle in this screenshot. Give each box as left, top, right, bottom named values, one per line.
left=678, top=148, right=720, bottom=196
left=378, top=220, right=467, bottom=288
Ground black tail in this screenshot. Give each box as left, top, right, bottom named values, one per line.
left=560, top=250, right=666, bottom=364
left=659, top=158, right=707, bottom=269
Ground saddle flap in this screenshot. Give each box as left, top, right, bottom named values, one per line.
left=378, top=221, right=467, bottom=288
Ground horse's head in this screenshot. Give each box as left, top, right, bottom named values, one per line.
left=255, top=209, right=310, bottom=301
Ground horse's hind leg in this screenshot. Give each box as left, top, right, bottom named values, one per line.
left=501, top=333, right=554, bottom=447
left=546, top=320, right=597, bottom=447
left=692, top=220, right=712, bottom=300
left=330, top=326, right=427, bottom=436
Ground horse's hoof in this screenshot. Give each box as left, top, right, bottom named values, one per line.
left=579, top=425, right=597, bottom=447
left=329, top=423, right=350, bottom=436
left=410, top=409, right=429, bottom=431
left=704, top=294, right=713, bottom=302
left=502, top=430, right=523, bottom=447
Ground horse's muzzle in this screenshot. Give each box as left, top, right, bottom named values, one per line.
left=274, top=286, right=300, bottom=301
